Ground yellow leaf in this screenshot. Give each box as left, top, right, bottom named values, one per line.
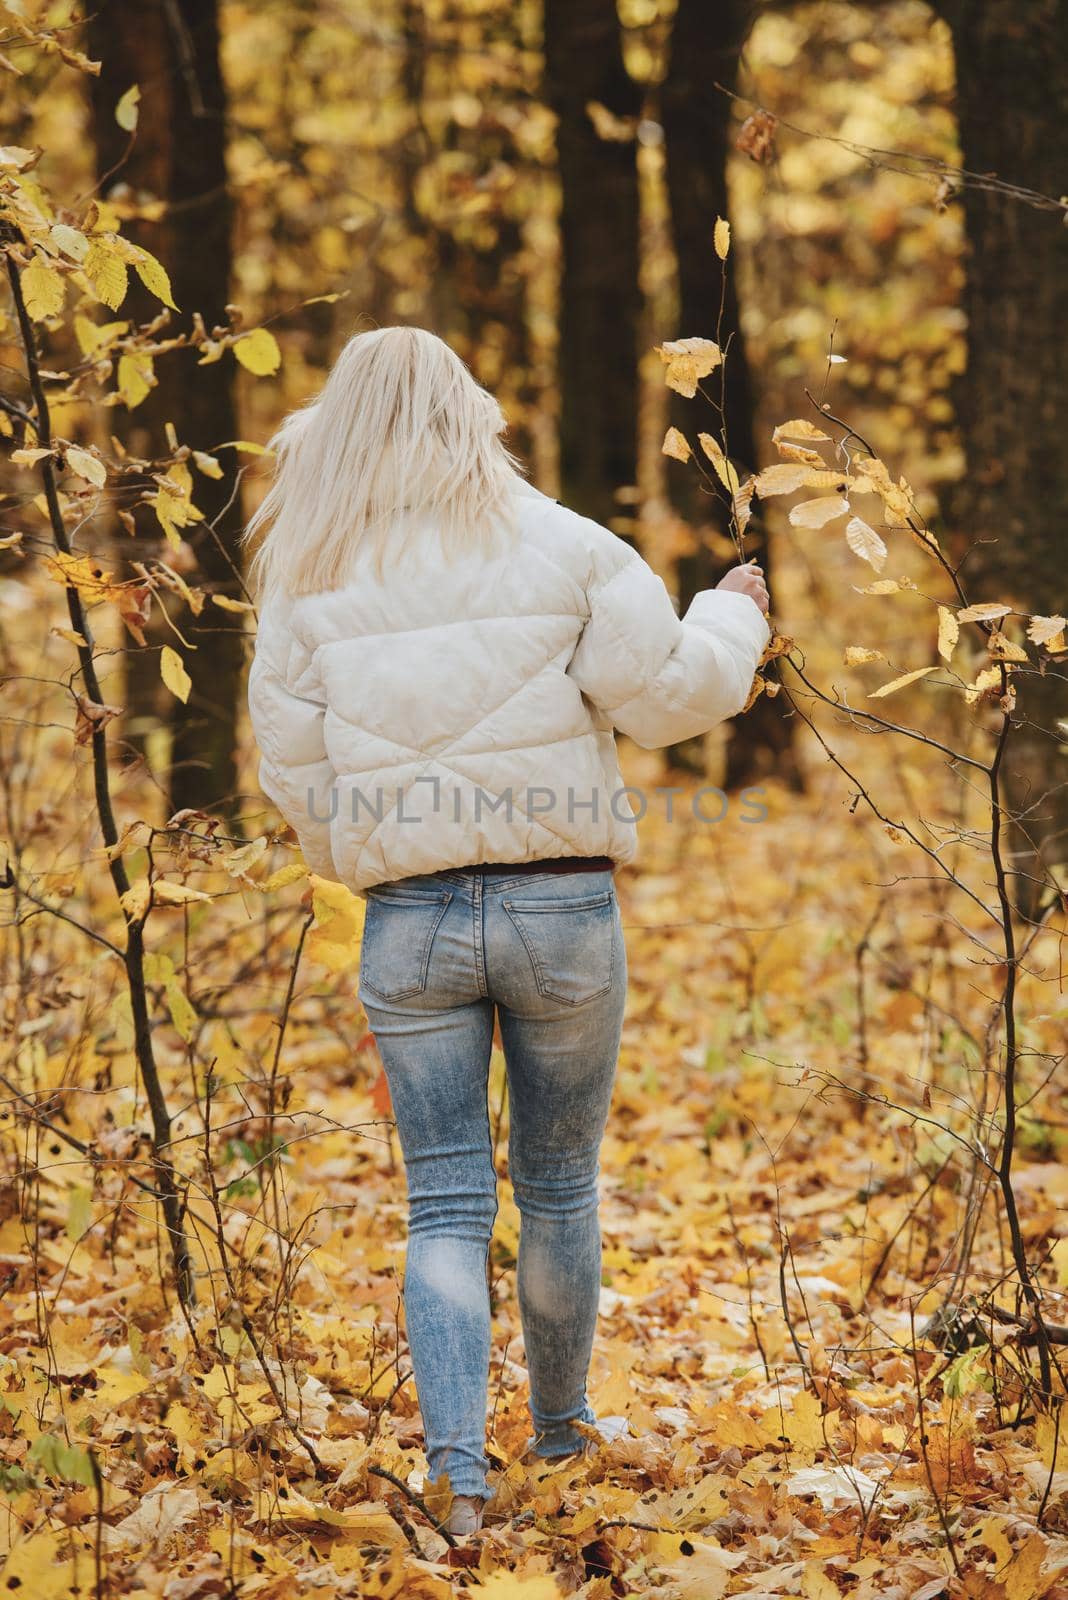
left=733, top=476, right=755, bottom=534
left=789, top=494, right=850, bottom=530
left=134, top=247, right=177, bottom=310
left=772, top=418, right=831, bottom=446
left=211, top=592, right=254, bottom=612
left=153, top=481, right=201, bottom=549
left=308, top=876, right=365, bottom=972
left=856, top=578, right=909, bottom=595
left=648, top=1536, right=742, bottom=1600
left=246, top=1484, right=405, bottom=1538
left=755, top=462, right=843, bottom=497
left=701, top=1400, right=766, bottom=1451
left=698, top=433, right=740, bottom=495
left=1028, top=614, right=1066, bottom=648
left=49, top=223, right=88, bottom=262
left=74, top=314, right=128, bottom=354
left=22, top=260, right=65, bottom=319
left=66, top=1185, right=93, bottom=1242
left=213, top=438, right=272, bottom=456
left=633, top=1476, right=730, bottom=1531
left=259, top=861, right=310, bottom=892
left=1001, top=1532, right=1050, bottom=1600
left=115, top=83, right=140, bottom=131
left=12, top=446, right=53, bottom=466
left=152, top=880, right=212, bottom=906
left=1037, top=1412, right=1068, bottom=1470
left=476, top=1577, right=565, bottom=1600
left=662, top=426, right=691, bottom=463
left=957, top=601, right=1012, bottom=624
left=192, top=449, right=223, bottom=478
left=84, top=240, right=127, bottom=310
left=165, top=457, right=196, bottom=499
left=780, top=1387, right=827, bottom=1452
left=160, top=644, right=191, bottom=703
left=965, top=664, right=1004, bottom=705
left=844, top=646, right=883, bottom=665
left=105, top=820, right=152, bottom=861
left=44, top=551, right=116, bottom=605
left=64, top=445, right=106, bottom=488
left=844, top=514, right=888, bottom=570
left=0, top=146, right=37, bottom=172
left=868, top=666, right=936, bottom=699
left=988, top=629, right=1029, bottom=663
left=222, top=837, right=269, bottom=877
left=656, top=337, right=721, bottom=398
left=0, top=1530, right=77, bottom=1600
left=233, top=327, right=282, bottom=376
left=117, top=350, right=154, bottom=408
left=120, top=879, right=151, bottom=921
left=937, top=605, right=959, bottom=662
left=713, top=216, right=730, bottom=260
left=105, top=1481, right=197, bottom=1549
left=802, top=1562, right=843, bottom=1600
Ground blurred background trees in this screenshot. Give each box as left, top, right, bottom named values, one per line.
left=2, top=0, right=1064, bottom=875
left=544, top=0, right=641, bottom=541
left=87, top=0, right=244, bottom=819
left=929, top=0, right=1068, bottom=898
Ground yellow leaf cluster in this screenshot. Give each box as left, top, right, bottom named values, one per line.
left=656, top=336, right=722, bottom=398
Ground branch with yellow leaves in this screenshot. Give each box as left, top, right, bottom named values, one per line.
left=2, top=226, right=196, bottom=1309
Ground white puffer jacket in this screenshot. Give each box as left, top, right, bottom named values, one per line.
left=246, top=477, right=770, bottom=893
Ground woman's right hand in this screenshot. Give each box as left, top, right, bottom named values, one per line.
left=716, top=560, right=770, bottom=615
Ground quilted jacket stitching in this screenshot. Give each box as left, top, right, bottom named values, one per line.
left=337, top=751, right=590, bottom=862
left=323, top=665, right=576, bottom=758
left=582, top=577, right=712, bottom=719
left=247, top=480, right=770, bottom=891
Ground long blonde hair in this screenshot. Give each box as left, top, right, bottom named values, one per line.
left=243, top=325, right=524, bottom=598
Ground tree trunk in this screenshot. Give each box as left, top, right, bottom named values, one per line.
left=661, top=0, right=798, bottom=786
left=89, top=0, right=244, bottom=822
left=933, top=0, right=1068, bottom=908
left=542, top=0, right=641, bottom=535
left=420, top=4, right=537, bottom=469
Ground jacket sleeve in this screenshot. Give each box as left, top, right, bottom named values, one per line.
left=567, top=533, right=772, bottom=749
left=246, top=594, right=339, bottom=879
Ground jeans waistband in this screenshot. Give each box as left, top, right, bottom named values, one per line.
left=451, top=856, right=615, bottom=877
left=371, top=862, right=617, bottom=897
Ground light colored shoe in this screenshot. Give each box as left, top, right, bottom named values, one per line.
left=444, top=1493, right=485, bottom=1537
left=583, top=1414, right=629, bottom=1449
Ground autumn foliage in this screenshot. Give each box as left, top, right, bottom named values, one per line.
left=2, top=6, right=1068, bottom=1599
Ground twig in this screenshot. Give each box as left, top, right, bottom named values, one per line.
left=367, top=1465, right=459, bottom=1549
left=989, top=688, right=1055, bottom=1395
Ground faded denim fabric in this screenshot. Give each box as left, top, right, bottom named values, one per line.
left=357, top=867, right=627, bottom=1501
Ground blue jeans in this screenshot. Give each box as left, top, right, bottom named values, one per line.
left=357, top=867, right=627, bottom=1501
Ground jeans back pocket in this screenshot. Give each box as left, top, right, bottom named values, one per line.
left=503, top=889, right=616, bottom=1006
left=359, top=887, right=453, bottom=1002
